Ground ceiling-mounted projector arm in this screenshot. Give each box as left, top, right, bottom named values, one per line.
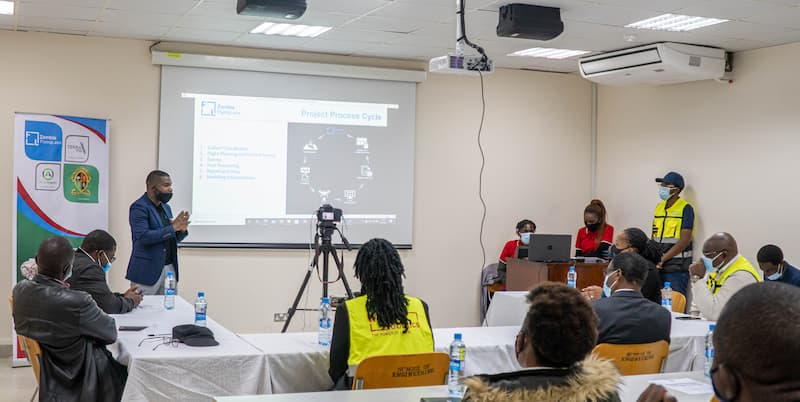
left=455, top=0, right=489, bottom=64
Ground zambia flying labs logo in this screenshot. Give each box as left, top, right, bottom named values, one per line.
left=63, top=164, right=99, bottom=203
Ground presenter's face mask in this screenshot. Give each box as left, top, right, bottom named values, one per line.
left=702, top=251, right=726, bottom=273
left=658, top=186, right=675, bottom=201
left=156, top=191, right=173, bottom=204
left=520, top=232, right=532, bottom=245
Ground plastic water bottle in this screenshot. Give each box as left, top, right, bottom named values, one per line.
left=661, top=282, right=673, bottom=311
left=164, top=272, right=176, bottom=310
left=448, top=333, right=466, bottom=396
left=567, top=266, right=577, bottom=288
left=318, top=297, right=332, bottom=347
left=194, top=291, right=207, bottom=327
left=705, top=324, right=715, bottom=377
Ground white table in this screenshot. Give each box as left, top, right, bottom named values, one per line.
left=110, top=296, right=268, bottom=401
left=239, top=326, right=521, bottom=394
left=216, top=372, right=712, bottom=401
left=215, top=386, right=451, bottom=402
left=484, top=291, right=712, bottom=372
left=619, top=371, right=713, bottom=402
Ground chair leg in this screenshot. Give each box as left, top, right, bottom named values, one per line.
left=30, top=386, right=38, bottom=402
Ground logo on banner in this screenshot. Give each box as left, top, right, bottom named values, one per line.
left=201, top=101, right=217, bottom=116
left=63, top=164, right=99, bottom=203
left=35, top=163, right=61, bottom=191
left=24, top=121, right=63, bottom=161
left=64, top=135, right=89, bottom=162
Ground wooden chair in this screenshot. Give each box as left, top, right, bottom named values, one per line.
left=352, top=352, right=450, bottom=390
left=592, top=340, right=669, bottom=375
left=9, top=296, right=42, bottom=402
left=671, top=291, right=687, bottom=313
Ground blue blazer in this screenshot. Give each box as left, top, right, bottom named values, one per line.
left=125, top=194, right=188, bottom=286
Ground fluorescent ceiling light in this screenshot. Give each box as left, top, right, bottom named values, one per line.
left=626, top=14, right=728, bottom=32
left=509, top=47, right=590, bottom=59
left=0, top=1, right=14, bottom=15
left=250, top=22, right=331, bottom=38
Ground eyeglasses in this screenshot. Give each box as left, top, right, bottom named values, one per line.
left=138, top=334, right=178, bottom=351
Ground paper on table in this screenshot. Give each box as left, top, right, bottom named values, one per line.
left=649, top=378, right=712, bottom=395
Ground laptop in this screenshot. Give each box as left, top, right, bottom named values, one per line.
left=528, top=234, right=572, bottom=263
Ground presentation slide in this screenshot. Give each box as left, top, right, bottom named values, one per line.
left=159, top=66, right=415, bottom=247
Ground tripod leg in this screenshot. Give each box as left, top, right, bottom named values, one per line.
left=330, top=248, right=354, bottom=298
left=282, top=242, right=323, bottom=333
left=321, top=248, right=330, bottom=299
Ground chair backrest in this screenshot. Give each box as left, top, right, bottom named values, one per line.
left=352, top=352, right=450, bottom=390
left=8, top=296, right=42, bottom=384
left=671, top=291, right=687, bottom=313
left=592, top=340, right=669, bottom=375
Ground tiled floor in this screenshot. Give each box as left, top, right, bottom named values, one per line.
left=0, top=358, right=38, bottom=402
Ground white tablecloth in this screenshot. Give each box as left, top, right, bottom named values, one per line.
left=483, top=291, right=712, bottom=372
left=239, top=326, right=522, bottom=394
left=215, top=371, right=711, bottom=401
left=110, top=296, right=268, bottom=401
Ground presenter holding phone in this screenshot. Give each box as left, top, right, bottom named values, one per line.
left=126, top=170, right=190, bottom=295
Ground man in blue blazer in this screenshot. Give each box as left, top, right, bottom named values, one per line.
left=125, top=170, right=190, bottom=295
left=591, top=252, right=672, bottom=345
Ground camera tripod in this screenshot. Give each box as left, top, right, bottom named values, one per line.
left=281, top=223, right=353, bottom=333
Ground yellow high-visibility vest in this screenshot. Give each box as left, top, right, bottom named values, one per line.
left=346, top=295, right=433, bottom=368
left=653, top=198, right=692, bottom=258
left=708, top=256, right=762, bottom=295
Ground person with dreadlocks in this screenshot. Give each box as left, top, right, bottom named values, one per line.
left=328, top=238, right=434, bottom=390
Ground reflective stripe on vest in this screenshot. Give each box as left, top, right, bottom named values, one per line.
left=346, top=295, right=434, bottom=370
left=707, top=256, right=762, bottom=295
left=653, top=198, right=693, bottom=258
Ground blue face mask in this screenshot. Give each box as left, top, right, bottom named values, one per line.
left=767, top=264, right=783, bottom=281
left=603, top=270, right=619, bottom=297
left=520, top=232, right=532, bottom=245
left=100, top=251, right=112, bottom=273
left=702, top=252, right=725, bottom=273
left=658, top=186, right=673, bottom=201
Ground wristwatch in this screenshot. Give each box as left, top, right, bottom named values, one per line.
left=691, top=274, right=702, bottom=283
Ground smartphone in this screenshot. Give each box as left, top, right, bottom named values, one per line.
left=119, top=325, right=148, bottom=331
left=675, top=316, right=701, bottom=320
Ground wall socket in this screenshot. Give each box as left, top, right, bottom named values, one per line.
left=273, top=313, right=288, bottom=322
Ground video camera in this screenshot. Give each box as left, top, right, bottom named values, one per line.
left=316, top=204, right=342, bottom=224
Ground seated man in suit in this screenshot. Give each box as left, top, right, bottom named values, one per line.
left=68, top=229, right=142, bottom=314
left=12, top=236, right=127, bottom=402
left=328, top=238, right=434, bottom=390
left=592, top=252, right=671, bottom=345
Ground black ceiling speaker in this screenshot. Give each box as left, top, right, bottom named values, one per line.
left=236, top=0, right=307, bottom=19
left=496, top=4, right=564, bottom=40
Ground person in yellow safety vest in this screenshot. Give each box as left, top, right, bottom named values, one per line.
left=328, top=238, right=434, bottom=390
left=689, top=232, right=761, bottom=321
left=652, top=171, right=695, bottom=307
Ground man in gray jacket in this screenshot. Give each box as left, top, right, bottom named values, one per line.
left=13, top=236, right=127, bottom=402
left=68, top=229, right=142, bottom=314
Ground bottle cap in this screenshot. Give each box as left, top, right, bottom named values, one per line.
left=167, top=272, right=174, bottom=277
left=322, top=297, right=330, bottom=303
left=664, top=282, right=671, bottom=287
left=454, top=333, right=462, bottom=340
left=569, top=266, right=575, bottom=271
left=710, top=324, right=716, bottom=331
left=198, top=291, right=205, bottom=297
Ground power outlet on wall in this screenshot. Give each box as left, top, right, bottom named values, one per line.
left=273, top=313, right=288, bottom=322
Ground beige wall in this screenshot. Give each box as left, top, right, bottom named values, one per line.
left=596, top=42, right=800, bottom=266
left=1, top=30, right=593, bottom=343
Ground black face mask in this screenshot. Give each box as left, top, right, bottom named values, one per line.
left=585, top=222, right=600, bottom=232
left=610, top=245, right=621, bottom=256
left=156, top=191, right=173, bottom=204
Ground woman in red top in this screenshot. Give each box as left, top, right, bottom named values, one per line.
left=499, top=219, right=536, bottom=263
left=575, top=200, right=614, bottom=258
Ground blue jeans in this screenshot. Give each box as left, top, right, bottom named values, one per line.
left=659, top=271, right=690, bottom=311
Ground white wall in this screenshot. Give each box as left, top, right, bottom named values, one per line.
left=596, top=42, right=800, bottom=265
left=1, top=31, right=593, bottom=343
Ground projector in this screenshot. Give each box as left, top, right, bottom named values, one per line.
left=236, top=0, right=306, bottom=19
left=429, top=54, right=494, bottom=75
left=497, top=4, right=564, bottom=40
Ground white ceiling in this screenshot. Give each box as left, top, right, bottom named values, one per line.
left=2, top=0, right=800, bottom=72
